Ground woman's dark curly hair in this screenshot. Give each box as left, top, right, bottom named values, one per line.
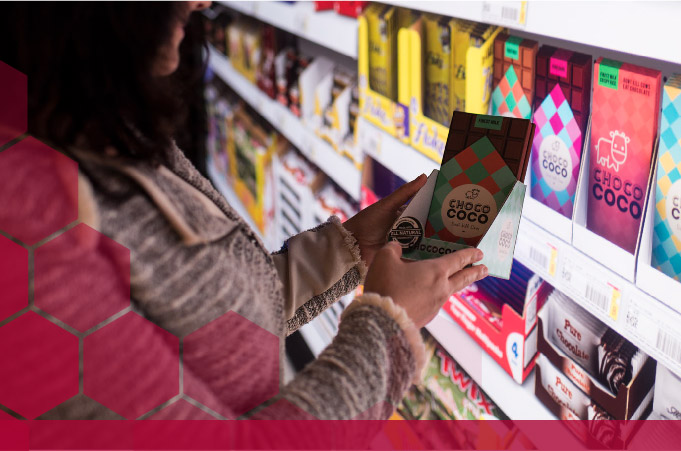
left=0, top=2, right=202, bottom=162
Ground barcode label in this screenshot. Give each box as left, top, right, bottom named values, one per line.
left=528, top=246, right=548, bottom=271
left=501, top=6, right=519, bottom=21
left=585, top=284, right=609, bottom=313
left=481, top=1, right=527, bottom=27
left=657, top=330, right=681, bottom=363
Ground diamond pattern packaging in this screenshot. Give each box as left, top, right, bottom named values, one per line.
left=425, top=136, right=518, bottom=246
left=530, top=47, right=592, bottom=218
left=587, top=58, right=661, bottom=254
left=652, top=74, right=681, bottom=280
left=491, top=34, right=538, bottom=119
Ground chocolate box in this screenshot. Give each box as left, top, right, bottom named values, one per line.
left=530, top=47, right=592, bottom=219
left=534, top=356, right=653, bottom=449
left=443, top=269, right=552, bottom=383
left=537, top=307, right=656, bottom=420
left=491, top=34, right=538, bottom=119
left=587, top=58, right=661, bottom=254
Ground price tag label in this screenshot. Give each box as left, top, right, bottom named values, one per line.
left=608, top=285, right=621, bottom=321
left=548, top=245, right=558, bottom=277
left=481, top=1, right=527, bottom=28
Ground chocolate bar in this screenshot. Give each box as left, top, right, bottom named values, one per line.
left=443, top=111, right=535, bottom=179
left=534, top=46, right=592, bottom=132
left=598, top=329, right=647, bottom=395
left=587, top=58, right=661, bottom=254
left=491, top=34, right=538, bottom=119
left=652, top=75, right=681, bottom=281
left=530, top=47, right=592, bottom=219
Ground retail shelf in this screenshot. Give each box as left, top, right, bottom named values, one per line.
left=426, top=312, right=553, bottom=421
left=357, top=118, right=439, bottom=182
left=299, top=318, right=331, bottom=358
left=514, top=217, right=681, bottom=379
left=356, top=116, right=681, bottom=379
left=427, top=312, right=583, bottom=448
left=208, top=45, right=362, bottom=201
left=220, top=1, right=358, bottom=59
left=206, top=157, right=272, bottom=249
left=382, top=1, right=681, bottom=66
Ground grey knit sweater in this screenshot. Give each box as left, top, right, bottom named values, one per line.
left=25, top=145, right=426, bottom=422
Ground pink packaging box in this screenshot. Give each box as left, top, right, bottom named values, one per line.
left=587, top=58, right=661, bottom=253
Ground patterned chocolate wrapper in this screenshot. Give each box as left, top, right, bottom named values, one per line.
left=425, top=136, right=517, bottom=246
left=652, top=75, right=681, bottom=280
left=530, top=84, right=582, bottom=218
left=492, top=65, right=532, bottom=119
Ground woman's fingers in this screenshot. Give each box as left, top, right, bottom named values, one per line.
left=378, top=173, right=427, bottom=211
left=447, top=265, right=488, bottom=294
left=435, top=247, right=484, bottom=277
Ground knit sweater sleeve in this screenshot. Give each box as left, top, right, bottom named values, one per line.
left=255, top=294, right=427, bottom=420
left=270, top=216, right=368, bottom=334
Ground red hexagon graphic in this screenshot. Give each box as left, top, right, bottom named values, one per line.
left=83, top=311, right=179, bottom=420
left=183, top=311, right=279, bottom=419
left=0, top=235, right=28, bottom=322
left=147, top=399, right=216, bottom=420
left=0, top=409, right=16, bottom=420
left=0, top=61, right=27, bottom=148
left=0, top=311, right=78, bottom=419
left=34, top=223, right=130, bottom=332
left=0, top=137, right=78, bottom=245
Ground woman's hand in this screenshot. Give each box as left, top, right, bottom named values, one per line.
left=343, top=174, right=427, bottom=268
left=363, top=242, right=488, bottom=328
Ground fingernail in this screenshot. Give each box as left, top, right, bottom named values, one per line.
left=481, top=265, right=489, bottom=276
left=475, top=249, right=484, bottom=261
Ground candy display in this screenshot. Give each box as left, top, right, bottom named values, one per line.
left=491, top=34, right=538, bottom=119
left=587, top=58, right=661, bottom=253
left=530, top=46, right=592, bottom=218
left=652, top=74, right=681, bottom=280
left=548, top=290, right=648, bottom=395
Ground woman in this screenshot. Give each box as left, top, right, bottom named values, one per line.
left=0, top=2, right=487, bottom=421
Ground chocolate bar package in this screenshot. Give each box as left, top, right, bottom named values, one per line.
left=548, top=290, right=608, bottom=376
left=652, top=74, right=681, bottom=281
left=366, top=4, right=397, bottom=100
left=426, top=113, right=533, bottom=246
left=451, top=20, right=496, bottom=114
left=653, top=364, right=681, bottom=420
left=548, top=290, right=648, bottom=395
left=538, top=354, right=591, bottom=419
left=424, top=14, right=454, bottom=126
left=587, top=58, right=661, bottom=253
left=491, top=34, right=538, bottom=119
left=530, top=47, right=592, bottom=218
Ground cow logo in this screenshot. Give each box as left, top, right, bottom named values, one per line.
left=596, top=130, right=630, bottom=172
left=388, top=217, right=423, bottom=251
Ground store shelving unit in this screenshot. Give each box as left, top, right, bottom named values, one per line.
left=207, top=45, right=361, bottom=201
left=208, top=0, right=681, bottom=429
left=383, top=1, right=681, bottom=66
left=220, top=1, right=358, bottom=59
